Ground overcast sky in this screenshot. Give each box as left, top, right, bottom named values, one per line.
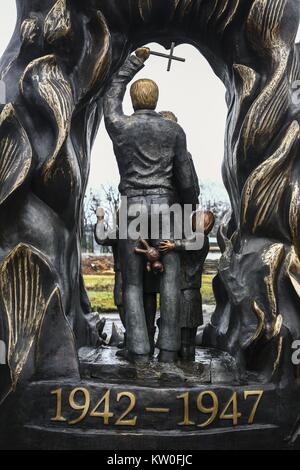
left=1, top=2, right=300, bottom=191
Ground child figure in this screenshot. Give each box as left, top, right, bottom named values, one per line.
left=94, top=208, right=125, bottom=328
left=160, top=211, right=215, bottom=361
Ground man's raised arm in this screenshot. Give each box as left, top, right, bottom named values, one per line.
left=104, top=48, right=150, bottom=134
left=173, top=128, right=200, bottom=206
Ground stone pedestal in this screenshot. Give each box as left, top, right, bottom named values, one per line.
left=1, top=347, right=299, bottom=450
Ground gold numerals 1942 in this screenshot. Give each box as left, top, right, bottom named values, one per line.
left=50, top=388, right=264, bottom=428
left=51, top=388, right=137, bottom=426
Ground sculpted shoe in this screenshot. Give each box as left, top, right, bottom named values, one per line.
left=116, top=348, right=128, bottom=359
left=179, top=345, right=191, bottom=362
left=189, top=346, right=196, bottom=362
left=179, top=346, right=196, bottom=362
left=127, top=352, right=150, bottom=364
left=158, top=350, right=178, bottom=363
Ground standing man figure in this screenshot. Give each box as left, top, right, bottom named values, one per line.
left=94, top=208, right=159, bottom=356
left=104, top=48, right=199, bottom=363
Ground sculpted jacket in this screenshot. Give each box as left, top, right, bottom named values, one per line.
left=175, top=235, right=210, bottom=290
left=104, top=55, right=200, bottom=205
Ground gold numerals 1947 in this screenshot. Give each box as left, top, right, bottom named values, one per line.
left=50, top=388, right=264, bottom=428
left=177, top=391, right=264, bottom=428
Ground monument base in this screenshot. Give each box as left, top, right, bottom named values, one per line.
left=1, top=347, right=300, bottom=450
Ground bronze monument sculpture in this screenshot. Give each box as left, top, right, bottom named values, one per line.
left=103, top=47, right=199, bottom=363
left=0, top=0, right=300, bottom=450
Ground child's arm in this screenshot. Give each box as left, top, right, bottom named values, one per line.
left=159, top=239, right=197, bottom=253
left=94, top=208, right=117, bottom=247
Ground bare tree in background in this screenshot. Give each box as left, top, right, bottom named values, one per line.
left=101, top=184, right=120, bottom=230
left=82, top=181, right=229, bottom=251
left=82, top=189, right=101, bottom=253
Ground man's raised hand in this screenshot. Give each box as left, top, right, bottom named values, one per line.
left=135, top=47, right=151, bottom=63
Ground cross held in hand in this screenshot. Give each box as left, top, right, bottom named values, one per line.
left=149, top=42, right=186, bottom=71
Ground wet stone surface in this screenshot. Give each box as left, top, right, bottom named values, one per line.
left=79, top=307, right=240, bottom=387
left=78, top=345, right=240, bottom=388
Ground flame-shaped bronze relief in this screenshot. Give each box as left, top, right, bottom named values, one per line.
left=0, top=0, right=299, bottom=405
left=0, top=104, right=32, bottom=207
left=0, top=244, right=57, bottom=391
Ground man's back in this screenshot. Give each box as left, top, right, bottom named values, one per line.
left=103, top=53, right=199, bottom=204
left=110, top=110, right=184, bottom=195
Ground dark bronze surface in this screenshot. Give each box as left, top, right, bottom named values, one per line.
left=1, top=0, right=300, bottom=449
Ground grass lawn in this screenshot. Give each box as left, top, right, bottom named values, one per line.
left=202, top=274, right=216, bottom=305
left=84, top=274, right=215, bottom=312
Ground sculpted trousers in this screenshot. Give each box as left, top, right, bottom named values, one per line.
left=156, top=251, right=181, bottom=352
left=119, top=237, right=151, bottom=356
left=119, top=195, right=181, bottom=356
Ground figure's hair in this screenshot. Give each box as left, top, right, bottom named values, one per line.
left=130, top=79, right=159, bottom=111
left=204, top=211, right=215, bottom=235
left=159, top=111, right=178, bottom=122
left=192, top=210, right=215, bottom=235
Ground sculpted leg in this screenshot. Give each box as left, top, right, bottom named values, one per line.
left=157, top=252, right=181, bottom=359
left=119, top=238, right=151, bottom=359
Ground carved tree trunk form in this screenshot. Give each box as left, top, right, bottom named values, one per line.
left=0, top=0, right=300, bottom=394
